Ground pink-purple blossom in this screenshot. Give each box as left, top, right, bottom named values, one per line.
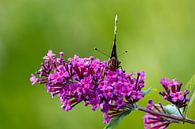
left=159, top=78, right=190, bottom=108
left=30, top=50, right=146, bottom=124
left=144, top=100, right=170, bottom=129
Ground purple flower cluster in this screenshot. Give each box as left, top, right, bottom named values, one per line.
left=144, top=100, right=170, bottom=129
left=143, top=78, right=192, bottom=129
left=30, top=50, right=146, bottom=124
left=159, top=78, right=190, bottom=108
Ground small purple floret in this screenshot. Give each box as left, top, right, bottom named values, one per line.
left=30, top=74, right=38, bottom=85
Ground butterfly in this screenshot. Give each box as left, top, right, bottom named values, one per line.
left=95, top=15, right=127, bottom=71
left=107, top=15, right=120, bottom=71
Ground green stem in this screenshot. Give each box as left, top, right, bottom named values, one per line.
left=136, top=106, right=195, bottom=124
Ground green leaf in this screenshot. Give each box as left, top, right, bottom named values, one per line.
left=163, top=104, right=183, bottom=117
left=104, top=108, right=132, bottom=129
left=185, top=74, right=195, bottom=106
left=141, top=87, right=151, bottom=96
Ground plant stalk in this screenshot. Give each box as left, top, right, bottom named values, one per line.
left=136, top=106, right=195, bottom=124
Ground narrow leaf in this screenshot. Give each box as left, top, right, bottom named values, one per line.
left=104, top=108, right=132, bottom=129
left=163, top=104, right=183, bottom=117
left=141, top=87, right=151, bottom=96
left=185, top=74, right=195, bottom=106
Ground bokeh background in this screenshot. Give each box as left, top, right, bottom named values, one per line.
left=0, top=0, right=195, bottom=129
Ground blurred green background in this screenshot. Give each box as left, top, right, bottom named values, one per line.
left=0, top=0, right=195, bottom=129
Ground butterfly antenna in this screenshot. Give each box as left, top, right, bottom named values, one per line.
left=94, top=48, right=109, bottom=57
left=118, top=50, right=128, bottom=57
left=110, top=14, right=118, bottom=58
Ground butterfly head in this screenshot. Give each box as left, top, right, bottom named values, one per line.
left=108, top=57, right=121, bottom=71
